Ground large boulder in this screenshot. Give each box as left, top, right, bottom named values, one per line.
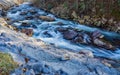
left=63, top=30, right=78, bottom=40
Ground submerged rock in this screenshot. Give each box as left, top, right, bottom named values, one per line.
left=56, top=27, right=68, bottom=32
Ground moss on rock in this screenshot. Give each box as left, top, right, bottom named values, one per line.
left=0, top=52, right=18, bottom=75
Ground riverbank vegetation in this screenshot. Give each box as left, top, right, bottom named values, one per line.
left=34, top=0, right=120, bottom=33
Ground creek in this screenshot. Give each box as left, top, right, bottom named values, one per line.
left=6, top=2, right=120, bottom=61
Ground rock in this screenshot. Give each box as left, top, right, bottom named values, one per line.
left=108, top=18, right=114, bottom=25
left=97, top=21, right=102, bottom=26
left=74, top=33, right=91, bottom=44
left=61, top=54, right=71, bottom=61
left=93, top=38, right=115, bottom=50
left=92, top=30, right=104, bottom=39
left=54, top=22, right=64, bottom=25
left=72, top=11, right=78, bottom=19
left=79, top=19, right=85, bottom=24
left=102, top=17, right=107, bottom=24
left=63, top=30, right=78, bottom=40
left=79, top=50, right=94, bottom=58
left=19, top=20, right=31, bottom=27
left=21, top=28, right=33, bottom=37
left=39, top=16, right=55, bottom=21
left=92, top=30, right=115, bottom=50
left=84, top=15, right=90, bottom=20
left=56, top=27, right=68, bottom=32
left=102, top=60, right=112, bottom=67
left=74, top=35, right=83, bottom=43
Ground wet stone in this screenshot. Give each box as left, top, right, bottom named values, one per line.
left=93, top=38, right=115, bottom=50
left=39, top=16, right=55, bottom=21
left=63, top=30, right=78, bottom=40
left=74, top=33, right=91, bottom=44
left=21, top=29, right=33, bottom=37
left=56, top=27, right=68, bottom=32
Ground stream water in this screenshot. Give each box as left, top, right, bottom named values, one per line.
left=6, top=3, right=120, bottom=61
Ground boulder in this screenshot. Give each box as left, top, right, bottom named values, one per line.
left=93, top=38, right=115, bottom=50
left=74, top=33, right=91, bottom=44
left=92, top=30, right=115, bottom=50
left=92, top=30, right=104, bottom=39
left=56, top=27, right=68, bottom=32
left=63, top=30, right=78, bottom=40
left=21, top=28, right=33, bottom=36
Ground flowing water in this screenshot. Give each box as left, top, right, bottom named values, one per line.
left=6, top=3, right=120, bottom=60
